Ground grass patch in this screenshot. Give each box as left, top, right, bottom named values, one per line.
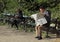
left=0, top=22, right=6, bottom=26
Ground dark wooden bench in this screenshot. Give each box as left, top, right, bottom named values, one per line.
left=43, top=18, right=60, bottom=38
left=24, top=17, right=60, bottom=37
left=6, top=15, right=60, bottom=37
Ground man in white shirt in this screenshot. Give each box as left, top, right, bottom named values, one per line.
left=31, top=6, right=51, bottom=40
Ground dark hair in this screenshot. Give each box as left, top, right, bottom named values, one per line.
left=38, top=6, right=46, bottom=11
left=39, top=6, right=46, bottom=9
left=17, top=9, right=22, bottom=14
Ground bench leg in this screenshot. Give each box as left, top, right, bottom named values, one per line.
left=46, top=28, right=50, bottom=38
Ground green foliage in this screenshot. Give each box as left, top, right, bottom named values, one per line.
left=0, top=0, right=19, bottom=13
left=0, top=0, right=60, bottom=17
left=0, top=0, right=4, bottom=13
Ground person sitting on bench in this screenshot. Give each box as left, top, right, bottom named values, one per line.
left=31, top=6, right=51, bottom=40
left=17, top=9, right=23, bottom=19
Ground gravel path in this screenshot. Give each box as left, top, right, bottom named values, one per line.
left=0, top=25, right=60, bottom=42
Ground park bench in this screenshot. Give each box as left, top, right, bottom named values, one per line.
left=22, top=17, right=60, bottom=38
left=43, top=17, right=60, bottom=38
left=4, top=14, right=60, bottom=37
left=0, top=18, right=4, bottom=23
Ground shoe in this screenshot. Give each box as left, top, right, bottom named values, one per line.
left=35, top=36, right=39, bottom=38
left=38, top=36, right=42, bottom=40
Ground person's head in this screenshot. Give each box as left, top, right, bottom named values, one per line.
left=16, top=8, right=22, bottom=14
left=39, top=6, right=46, bottom=13
left=18, top=9, right=22, bottom=13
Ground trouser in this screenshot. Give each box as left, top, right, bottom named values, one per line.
left=11, top=23, right=18, bottom=29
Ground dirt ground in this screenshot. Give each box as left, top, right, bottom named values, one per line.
left=0, top=25, right=60, bottom=42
